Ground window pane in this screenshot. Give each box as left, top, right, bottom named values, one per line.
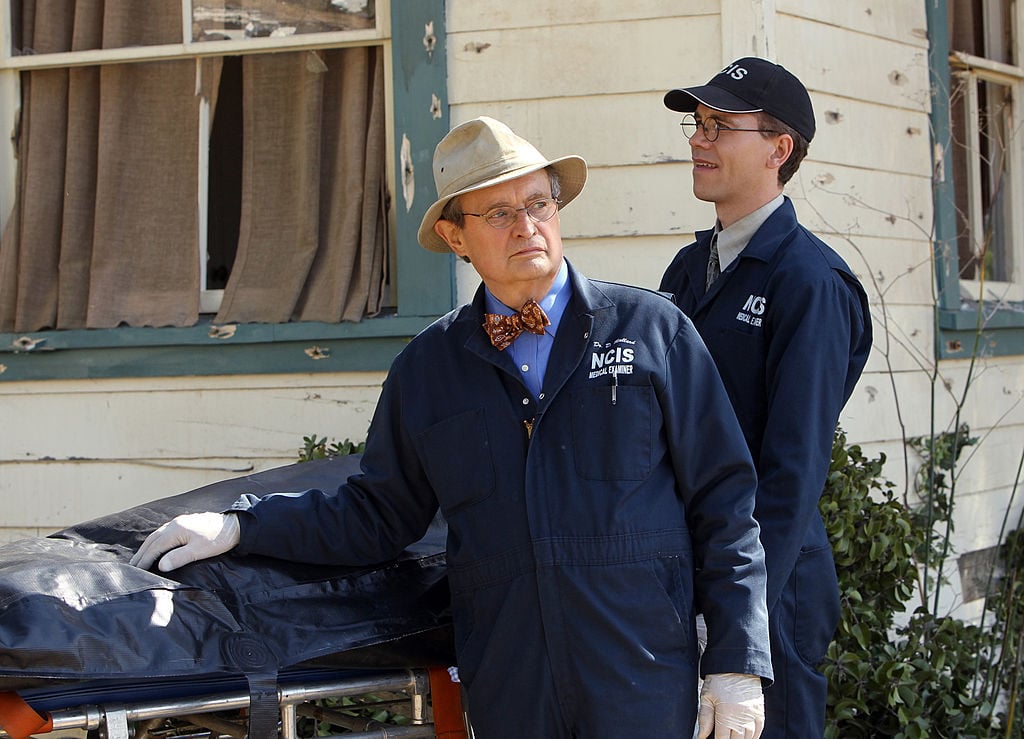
left=949, top=0, right=1017, bottom=284
left=192, top=0, right=376, bottom=42
left=950, top=75, right=1014, bottom=282
left=1, top=45, right=387, bottom=331
left=207, top=56, right=243, bottom=292
left=9, top=1, right=378, bottom=55
left=9, top=1, right=184, bottom=54
left=978, top=80, right=1013, bottom=283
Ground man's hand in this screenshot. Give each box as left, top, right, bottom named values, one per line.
left=697, top=672, right=764, bottom=739
left=129, top=512, right=241, bottom=572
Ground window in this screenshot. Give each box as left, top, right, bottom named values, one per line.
left=948, top=0, right=1024, bottom=301
left=930, top=0, right=1024, bottom=357
left=2, top=1, right=388, bottom=330
left=0, top=0, right=454, bottom=379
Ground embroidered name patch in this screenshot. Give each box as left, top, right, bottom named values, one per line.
left=736, top=294, right=766, bottom=327
left=588, top=337, right=636, bottom=379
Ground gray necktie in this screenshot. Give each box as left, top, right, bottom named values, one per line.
left=706, top=234, right=721, bottom=290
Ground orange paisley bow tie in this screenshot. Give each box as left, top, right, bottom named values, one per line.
left=483, top=299, right=551, bottom=350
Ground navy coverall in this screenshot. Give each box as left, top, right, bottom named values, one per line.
left=232, top=263, right=772, bottom=738
left=660, top=198, right=872, bottom=738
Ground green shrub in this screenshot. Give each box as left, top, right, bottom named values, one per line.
left=821, top=429, right=998, bottom=738
left=297, top=434, right=365, bottom=463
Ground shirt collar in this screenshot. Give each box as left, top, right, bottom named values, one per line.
left=714, top=193, right=785, bottom=272
left=484, top=259, right=571, bottom=334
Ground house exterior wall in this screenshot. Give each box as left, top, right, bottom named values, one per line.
left=1, top=0, right=1021, bottom=623
left=0, top=372, right=386, bottom=539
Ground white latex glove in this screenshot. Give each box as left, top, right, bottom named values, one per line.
left=129, top=512, right=241, bottom=572
left=697, top=672, right=764, bottom=739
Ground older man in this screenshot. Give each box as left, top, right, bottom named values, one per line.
left=133, top=116, right=772, bottom=738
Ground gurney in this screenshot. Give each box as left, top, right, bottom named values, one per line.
left=0, top=456, right=465, bottom=738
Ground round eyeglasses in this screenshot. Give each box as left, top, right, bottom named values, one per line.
left=680, top=114, right=780, bottom=143
left=463, top=198, right=560, bottom=229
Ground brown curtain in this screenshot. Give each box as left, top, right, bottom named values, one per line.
left=215, top=47, right=386, bottom=324
left=0, top=3, right=386, bottom=332
left=0, top=1, right=202, bottom=331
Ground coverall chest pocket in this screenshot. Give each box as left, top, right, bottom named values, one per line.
left=416, top=408, right=495, bottom=514
left=570, top=384, right=654, bottom=480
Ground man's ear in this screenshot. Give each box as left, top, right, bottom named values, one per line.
left=767, top=134, right=795, bottom=171
left=434, top=219, right=467, bottom=259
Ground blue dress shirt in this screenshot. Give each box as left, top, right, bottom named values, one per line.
left=483, top=259, right=571, bottom=399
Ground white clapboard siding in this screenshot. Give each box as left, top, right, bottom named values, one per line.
left=860, top=303, right=937, bottom=376
left=451, top=92, right=687, bottom=169
left=837, top=366, right=967, bottom=444
left=944, top=431, right=1024, bottom=503
left=856, top=357, right=1024, bottom=447
left=1, top=458, right=301, bottom=532
left=827, top=235, right=936, bottom=306
left=447, top=1, right=718, bottom=32
left=801, top=93, right=933, bottom=176
left=942, top=361, right=1024, bottom=431
left=790, top=161, right=933, bottom=241
left=0, top=374, right=383, bottom=463
left=445, top=16, right=717, bottom=105
left=776, top=13, right=930, bottom=113
left=0, top=374, right=383, bottom=532
left=559, top=163, right=717, bottom=241
left=564, top=235, right=691, bottom=291
left=778, top=0, right=929, bottom=48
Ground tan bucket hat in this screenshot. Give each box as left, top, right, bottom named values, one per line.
left=417, top=116, right=588, bottom=252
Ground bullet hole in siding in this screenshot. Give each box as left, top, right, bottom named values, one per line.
left=423, top=21, right=436, bottom=57
left=889, top=70, right=907, bottom=86
left=431, top=93, right=442, bottom=119
left=12, top=336, right=44, bottom=352
left=933, top=143, right=947, bottom=181
left=465, top=42, right=491, bottom=53
left=401, top=133, right=415, bottom=212
left=209, top=324, right=237, bottom=340
left=825, top=110, right=842, bottom=124
left=305, top=345, right=330, bottom=360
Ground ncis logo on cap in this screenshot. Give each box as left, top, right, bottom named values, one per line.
left=664, top=57, right=816, bottom=142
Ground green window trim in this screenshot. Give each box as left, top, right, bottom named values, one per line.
left=937, top=306, right=1024, bottom=359
left=0, top=0, right=454, bottom=383
left=928, top=0, right=1024, bottom=360
left=0, top=314, right=439, bottom=380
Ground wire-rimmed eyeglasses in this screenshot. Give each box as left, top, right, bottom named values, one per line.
left=680, top=113, right=781, bottom=143
left=463, top=198, right=561, bottom=229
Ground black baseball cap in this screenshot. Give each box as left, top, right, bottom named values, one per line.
left=664, top=57, right=815, bottom=142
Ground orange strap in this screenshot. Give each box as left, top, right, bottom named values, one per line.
left=0, top=692, right=53, bottom=739
left=427, top=667, right=468, bottom=739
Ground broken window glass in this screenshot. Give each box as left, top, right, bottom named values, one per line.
left=192, top=0, right=376, bottom=42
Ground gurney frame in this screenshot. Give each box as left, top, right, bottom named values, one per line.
left=3, top=669, right=448, bottom=739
